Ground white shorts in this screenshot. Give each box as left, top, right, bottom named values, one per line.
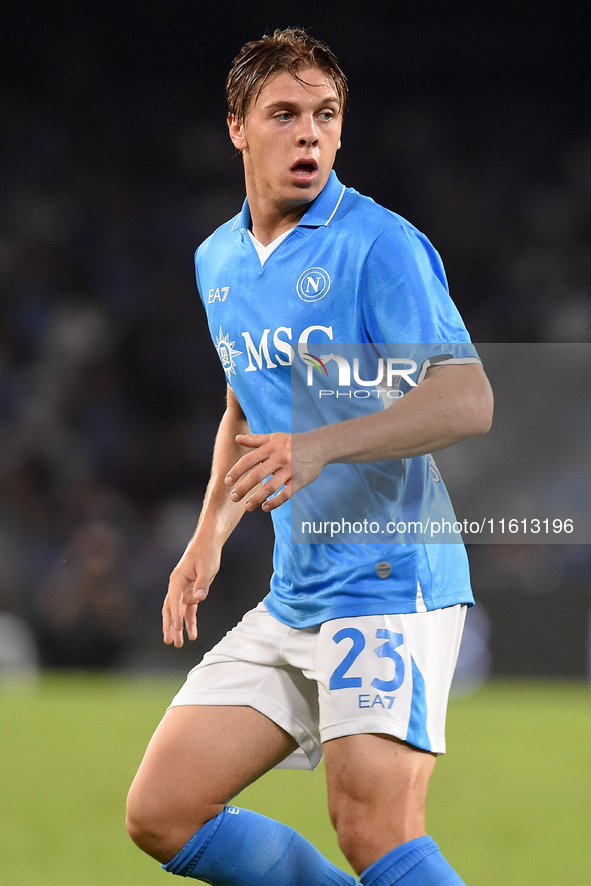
left=169, top=602, right=466, bottom=770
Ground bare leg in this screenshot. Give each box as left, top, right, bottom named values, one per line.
left=126, top=704, right=297, bottom=863
left=324, top=733, right=436, bottom=876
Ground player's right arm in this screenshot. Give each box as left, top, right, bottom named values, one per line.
left=162, top=385, right=252, bottom=648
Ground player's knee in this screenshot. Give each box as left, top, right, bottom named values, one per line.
left=126, top=780, right=221, bottom=864
left=125, top=784, right=180, bottom=863
left=125, top=794, right=159, bottom=858
left=330, top=795, right=418, bottom=874
left=330, top=802, right=378, bottom=873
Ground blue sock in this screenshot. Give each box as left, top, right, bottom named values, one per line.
left=162, top=805, right=357, bottom=884
left=359, top=837, right=465, bottom=886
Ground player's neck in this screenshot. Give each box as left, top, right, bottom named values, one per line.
left=247, top=196, right=306, bottom=246
left=244, top=174, right=311, bottom=246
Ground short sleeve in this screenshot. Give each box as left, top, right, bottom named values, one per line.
left=360, top=222, right=472, bottom=346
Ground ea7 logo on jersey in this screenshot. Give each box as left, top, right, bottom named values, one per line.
left=208, top=286, right=230, bottom=304
left=296, top=267, right=331, bottom=302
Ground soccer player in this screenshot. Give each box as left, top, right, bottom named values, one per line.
left=126, top=28, right=493, bottom=886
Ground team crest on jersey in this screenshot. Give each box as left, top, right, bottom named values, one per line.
left=296, top=267, right=331, bottom=302
left=215, top=326, right=242, bottom=377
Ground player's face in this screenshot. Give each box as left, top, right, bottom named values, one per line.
left=228, top=67, right=343, bottom=213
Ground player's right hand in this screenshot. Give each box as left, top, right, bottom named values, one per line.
left=162, top=545, right=221, bottom=647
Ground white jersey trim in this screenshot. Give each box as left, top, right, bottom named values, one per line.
left=248, top=229, right=292, bottom=266
left=416, top=581, right=428, bottom=612
left=324, top=184, right=346, bottom=226
left=417, top=355, right=481, bottom=384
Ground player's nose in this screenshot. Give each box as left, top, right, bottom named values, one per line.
left=296, top=116, right=319, bottom=146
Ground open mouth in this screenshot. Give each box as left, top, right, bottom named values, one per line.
left=291, top=160, right=318, bottom=175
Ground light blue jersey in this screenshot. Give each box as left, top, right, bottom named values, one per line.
left=195, top=171, right=478, bottom=627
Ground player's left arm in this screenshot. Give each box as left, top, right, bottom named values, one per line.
left=226, top=361, right=493, bottom=512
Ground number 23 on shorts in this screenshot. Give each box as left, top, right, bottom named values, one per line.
left=329, top=626, right=406, bottom=710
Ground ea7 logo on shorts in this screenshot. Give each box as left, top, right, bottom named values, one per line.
left=297, top=267, right=331, bottom=302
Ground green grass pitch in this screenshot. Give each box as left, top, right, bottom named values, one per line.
left=1, top=674, right=590, bottom=885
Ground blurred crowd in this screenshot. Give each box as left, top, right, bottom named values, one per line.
left=0, top=87, right=278, bottom=671
left=1, top=30, right=590, bottom=672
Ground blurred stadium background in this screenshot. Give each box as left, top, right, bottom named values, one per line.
left=1, top=1, right=590, bottom=883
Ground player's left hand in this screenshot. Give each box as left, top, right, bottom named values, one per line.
left=225, top=432, right=322, bottom=512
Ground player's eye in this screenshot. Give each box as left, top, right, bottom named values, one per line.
left=275, top=111, right=292, bottom=121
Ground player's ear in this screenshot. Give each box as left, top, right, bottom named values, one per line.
left=228, top=115, right=247, bottom=152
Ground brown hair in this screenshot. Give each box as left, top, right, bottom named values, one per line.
left=226, top=27, right=349, bottom=123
